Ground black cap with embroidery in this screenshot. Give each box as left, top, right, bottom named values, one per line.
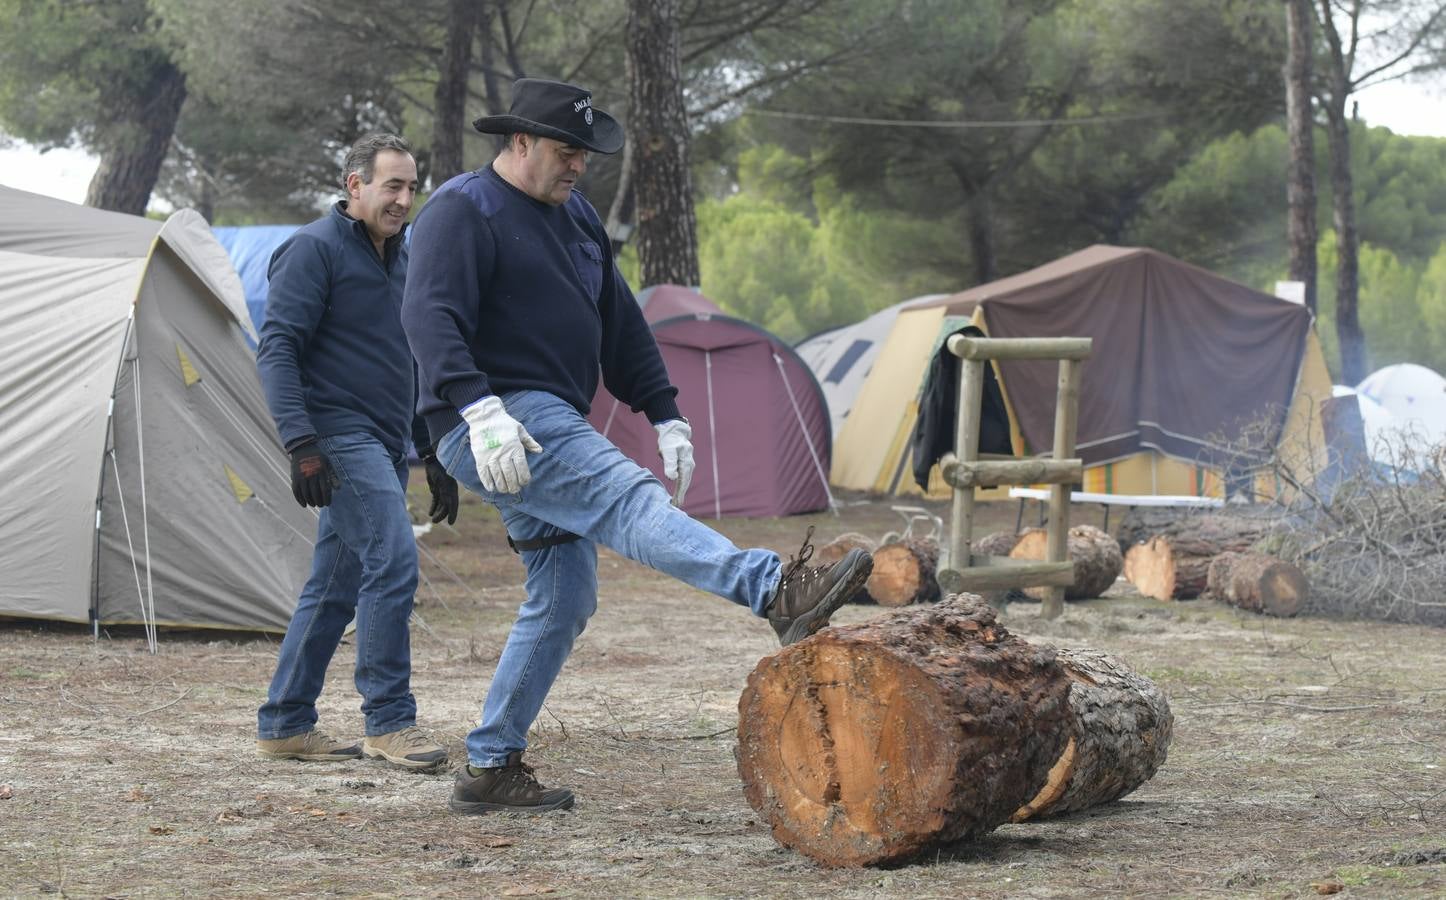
left=472, top=78, right=624, bottom=155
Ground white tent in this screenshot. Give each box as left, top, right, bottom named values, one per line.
left=0, top=186, right=313, bottom=637
left=795, top=294, right=949, bottom=438
left=1355, top=364, right=1446, bottom=453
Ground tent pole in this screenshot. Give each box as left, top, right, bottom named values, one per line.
left=131, top=359, right=158, bottom=654
left=705, top=351, right=721, bottom=519
left=772, top=353, right=837, bottom=515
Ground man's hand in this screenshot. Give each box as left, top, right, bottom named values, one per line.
left=289, top=439, right=337, bottom=508
left=422, top=453, right=459, bottom=524
left=654, top=418, right=694, bottom=507
left=460, top=396, right=543, bottom=494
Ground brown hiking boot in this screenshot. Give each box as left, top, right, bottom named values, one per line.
left=362, top=725, right=448, bottom=770
left=766, top=526, right=873, bottom=646
left=449, top=752, right=575, bottom=814
left=256, top=728, right=361, bottom=762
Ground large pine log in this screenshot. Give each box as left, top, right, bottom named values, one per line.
left=1012, top=649, right=1173, bottom=821
left=1206, top=551, right=1307, bottom=617
left=736, top=596, right=1071, bottom=868
left=1009, top=525, right=1123, bottom=600
left=1115, top=507, right=1276, bottom=555
left=865, top=537, right=940, bottom=607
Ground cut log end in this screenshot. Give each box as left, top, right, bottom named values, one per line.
left=865, top=538, right=940, bottom=607
left=1206, top=551, right=1307, bottom=617
left=737, top=596, right=1071, bottom=867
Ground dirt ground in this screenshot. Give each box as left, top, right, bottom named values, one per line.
left=2, top=488, right=1443, bottom=898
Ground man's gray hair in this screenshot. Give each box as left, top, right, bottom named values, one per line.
left=341, top=133, right=411, bottom=192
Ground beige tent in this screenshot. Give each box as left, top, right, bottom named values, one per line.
left=0, top=186, right=313, bottom=636
left=830, top=246, right=1333, bottom=499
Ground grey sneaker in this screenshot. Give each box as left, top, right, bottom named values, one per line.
left=766, top=526, right=874, bottom=645
left=362, top=725, right=448, bottom=770
left=449, top=752, right=575, bottom=814
left=256, top=729, right=361, bottom=762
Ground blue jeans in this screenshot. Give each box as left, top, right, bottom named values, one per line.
left=257, top=432, right=419, bottom=740
left=437, top=390, right=781, bottom=767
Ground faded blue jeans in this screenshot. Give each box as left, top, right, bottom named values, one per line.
left=257, top=432, right=419, bottom=740
left=437, top=390, right=781, bottom=767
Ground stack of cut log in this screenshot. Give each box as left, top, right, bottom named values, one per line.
left=736, top=595, right=1173, bottom=867
left=1117, top=509, right=1307, bottom=617
left=817, top=523, right=1126, bottom=609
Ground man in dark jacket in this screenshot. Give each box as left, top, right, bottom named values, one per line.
left=403, top=79, right=873, bottom=814
left=255, top=133, right=457, bottom=770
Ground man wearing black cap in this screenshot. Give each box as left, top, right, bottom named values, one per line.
left=402, top=78, right=873, bottom=814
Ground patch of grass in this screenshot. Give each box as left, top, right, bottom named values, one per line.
left=7, top=666, right=60, bottom=680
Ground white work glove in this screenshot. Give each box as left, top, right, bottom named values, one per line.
left=460, top=396, right=543, bottom=494
left=654, top=418, right=694, bottom=507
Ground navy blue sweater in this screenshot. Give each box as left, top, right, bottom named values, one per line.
left=401, top=165, right=679, bottom=447
left=256, top=202, right=429, bottom=458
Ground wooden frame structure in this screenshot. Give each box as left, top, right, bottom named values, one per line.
left=936, top=335, right=1092, bottom=619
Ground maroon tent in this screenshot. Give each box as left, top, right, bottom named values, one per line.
left=588, top=285, right=833, bottom=518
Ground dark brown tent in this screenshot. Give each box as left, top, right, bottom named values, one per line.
left=830, top=245, right=1333, bottom=497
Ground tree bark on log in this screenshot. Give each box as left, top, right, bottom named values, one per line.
left=1206, top=551, right=1307, bottom=617
left=1009, top=525, right=1122, bottom=601
left=865, top=537, right=940, bottom=607
left=737, top=596, right=1071, bottom=868
left=1115, top=508, right=1275, bottom=555
left=1012, top=648, right=1173, bottom=821
left=972, top=530, right=1022, bottom=559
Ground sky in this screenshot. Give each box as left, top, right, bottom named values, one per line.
left=2, top=78, right=1444, bottom=208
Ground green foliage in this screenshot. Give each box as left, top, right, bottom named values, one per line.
left=1133, top=125, right=1292, bottom=277
left=0, top=0, right=171, bottom=149
left=696, top=144, right=961, bottom=341
left=1314, top=234, right=1446, bottom=380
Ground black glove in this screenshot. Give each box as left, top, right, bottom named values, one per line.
left=289, top=439, right=337, bottom=508
left=423, top=453, right=459, bottom=525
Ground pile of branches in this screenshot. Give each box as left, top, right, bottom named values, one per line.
left=1220, top=416, right=1446, bottom=628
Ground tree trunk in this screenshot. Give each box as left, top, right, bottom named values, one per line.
left=1010, top=525, right=1123, bottom=601
left=85, top=61, right=187, bottom=215
left=625, top=0, right=700, bottom=287
left=1284, top=0, right=1318, bottom=312
left=1324, top=103, right=1366, bottom=383
left=1206, top=551, right=1307, bottom=617
left=431, top=0, right=480, bottom=183
left=1012, top=648, right=1173, bottom=822
left=965, top=188, right=997, bottom=285
left=737, top=596, right=1072, bottom=868
left=1314, top=1, right=1367, bottom=383
left=865, top=537, right=940, bottom=607
left=604, top=132, right=637, bottom=256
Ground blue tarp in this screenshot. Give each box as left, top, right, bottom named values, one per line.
left=212, top=225, right=300, bottom=334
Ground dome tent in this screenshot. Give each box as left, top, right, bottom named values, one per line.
left=588, top=285, right=833, bottom=518
left=1355, top=363, right=1446, bottom=454
left=0, top=186, right=313, bottom=635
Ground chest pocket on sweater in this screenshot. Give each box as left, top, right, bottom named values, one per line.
left=569, top=240, right=604, bottom=303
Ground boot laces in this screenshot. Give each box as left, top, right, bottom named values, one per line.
left=779, top=526, right=819, bottom=585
